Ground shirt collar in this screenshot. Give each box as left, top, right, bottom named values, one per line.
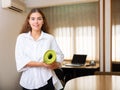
left=26, top=31, right=45, bottom=41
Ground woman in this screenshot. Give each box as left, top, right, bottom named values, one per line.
left=15, top=8, right=64, bottom=90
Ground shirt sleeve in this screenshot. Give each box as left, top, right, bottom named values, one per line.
left=15, top=35, right=31, bottom=72
left=50, top=36, right=64, bottom=63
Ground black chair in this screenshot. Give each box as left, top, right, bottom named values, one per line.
left=54, top=68, right=65, bottom=87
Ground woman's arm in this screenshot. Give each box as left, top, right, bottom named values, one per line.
left=25, top=61, right=61, bottom=69
left=25, top=61, right=44, bottom=67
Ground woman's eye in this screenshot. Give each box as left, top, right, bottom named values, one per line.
left=31, top=17, right=35, bottom=20
left=30, top=17, right=43, bottom=21
left=38, top=17, right=43, bottom=20
left=39, top=18, right=42, bottom=20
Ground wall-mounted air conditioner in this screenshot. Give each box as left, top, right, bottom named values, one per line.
left=1, top=0, right=26, bottom=13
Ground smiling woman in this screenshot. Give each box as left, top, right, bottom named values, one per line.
left=15, top=8, right=64, bottom=90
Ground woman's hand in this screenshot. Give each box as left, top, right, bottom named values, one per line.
left=42, top=62, right=61, bottom=70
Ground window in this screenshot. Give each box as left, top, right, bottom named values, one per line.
left=112, top=25, right=120, bottom=61
left=112, top=0, right=120, bottom=62
left=54, top=26, right=98, bottom=61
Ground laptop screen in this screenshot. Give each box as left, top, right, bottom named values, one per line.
left=71, top=54, right=87, bottom=65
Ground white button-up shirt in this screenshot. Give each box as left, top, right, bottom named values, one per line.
left=15, top=31, right=64, bottom=89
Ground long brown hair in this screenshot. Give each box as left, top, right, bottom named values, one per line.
left=20, top=8, right=49, bottom=34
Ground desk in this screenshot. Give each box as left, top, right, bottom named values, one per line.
left=61, top=62, right=99, bottom=82
left=64, top=75, right=120, bottom=90
left=62, top=62, right=99, bottom=69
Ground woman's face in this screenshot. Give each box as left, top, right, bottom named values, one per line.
left=29, top=12, right=44, bottom=31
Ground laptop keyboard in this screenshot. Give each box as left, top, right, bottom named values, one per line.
left=65, top=63, right=84, bottom=67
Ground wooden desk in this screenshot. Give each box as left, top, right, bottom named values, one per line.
left=64, top=75, right=120, bottom=90
left=62, top=60, right=99, bottom=69
left=62, top=62, right=99, bottom=69
left=61, top=62, right=99, bottom=83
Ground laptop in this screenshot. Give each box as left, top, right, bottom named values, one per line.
left=65, top=54, right=87, bottom=66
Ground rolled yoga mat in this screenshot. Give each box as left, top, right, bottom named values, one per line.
left=43, top=50, right=56, bottom=64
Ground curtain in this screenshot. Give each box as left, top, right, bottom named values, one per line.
left=112, top=0, right=120, bottom=62
left=41, top=2, right=99, bottom=61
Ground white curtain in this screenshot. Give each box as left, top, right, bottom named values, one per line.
left=41, top=2, right=99, bottom=61
left=112, top=0, right=120, bottom=62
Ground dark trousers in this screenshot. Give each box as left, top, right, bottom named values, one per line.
left=22, top=77, right=55, bottom=90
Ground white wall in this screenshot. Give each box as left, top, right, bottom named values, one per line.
left=0, top=0, right=27, bottom=90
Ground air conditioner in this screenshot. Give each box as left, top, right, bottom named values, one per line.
left=1, top=0, right=26, bottom=13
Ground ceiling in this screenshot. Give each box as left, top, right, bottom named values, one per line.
left=20, top=0, right=98, bottom=8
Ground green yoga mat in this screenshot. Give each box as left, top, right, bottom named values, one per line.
left=44, top=50, right=56, bottom=64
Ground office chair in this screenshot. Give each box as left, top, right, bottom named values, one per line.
left=54, top=68, right=65, bottom=87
